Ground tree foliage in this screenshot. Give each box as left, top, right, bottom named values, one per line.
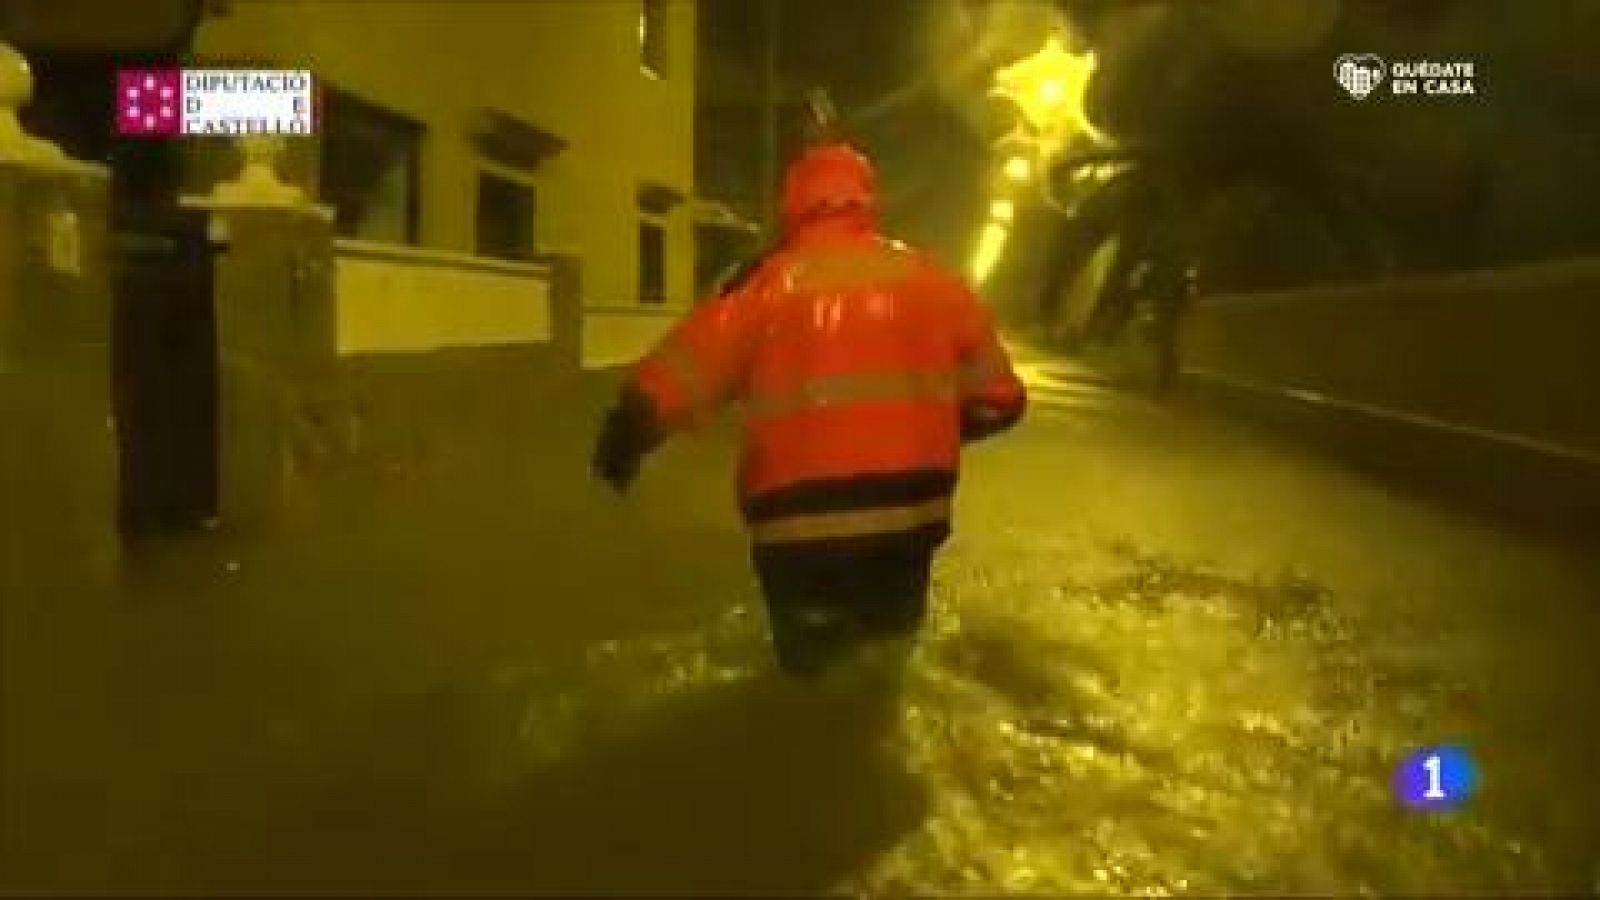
left=1038, top=0, right=1600, bottom=334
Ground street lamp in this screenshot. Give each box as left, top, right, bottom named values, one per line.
left=1038, top=78, right=1066, bottom=107
left=989, top=35, right=1104, bottom=148
left=970, top=221, right=1009, bottom=284
left=971, top=33, right=1110, bottom=285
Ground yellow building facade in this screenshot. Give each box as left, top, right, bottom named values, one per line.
left=192, top=0, right=698, bottom=352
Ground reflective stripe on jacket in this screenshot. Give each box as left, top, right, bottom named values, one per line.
left=631, top=211, right=1025, bottom=545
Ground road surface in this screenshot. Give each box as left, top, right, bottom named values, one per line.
left=5, top=355, right=1597, bottom=895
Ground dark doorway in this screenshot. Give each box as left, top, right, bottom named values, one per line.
left=111, top=224, right=218, bottom=537
left=21, top=50, right=221, bottom=537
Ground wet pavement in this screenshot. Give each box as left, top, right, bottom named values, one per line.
left=5, top=358, right=1599, bottom=895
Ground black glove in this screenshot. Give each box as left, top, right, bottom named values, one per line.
left=592, top=438, right=639, bottom=495
left=591, top=387, right=660, bottom=494
left=960, top=401, right=1020, bottom=443
left=592, top=413, right=642, bottom=494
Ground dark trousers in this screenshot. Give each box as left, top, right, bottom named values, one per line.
left=1154, top=319, right=1180, bottom=397
left=751, top=533, right=939, bottom=678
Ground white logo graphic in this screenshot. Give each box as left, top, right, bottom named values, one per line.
left=1335, top=53, right=1386, bottom=100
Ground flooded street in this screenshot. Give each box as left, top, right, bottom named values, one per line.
left=8, top=364, right=1594, bottom=895
left=6, top=1, right=1600, bottom=894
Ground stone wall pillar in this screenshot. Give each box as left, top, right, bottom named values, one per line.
left=0, top=42, right=116, bottom=602
left=0, top=40, right=117, bottom=886
left=181, top=135, right=334, bottom=537
left=534, top=250, right=583, bottom=371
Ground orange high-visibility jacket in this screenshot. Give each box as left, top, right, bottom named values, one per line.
left=631, top=144, right=1026, bottom=545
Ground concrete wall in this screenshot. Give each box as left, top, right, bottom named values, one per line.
left=0, top=161, right=116, bottom=594
left=336, top=344, right=581, bottom=492
left=193, top=0, right=699, bottom=322
left=328, top=240, right=572, bottom=484
left=1180, top=257, right=1600, bottom=530
left=333, top=239, right=552, bottom=356
left=203, top=210, right=582, bottom=532
left=0, top=159, right=118, bottom=879
left=582, top=307, right=681, bottom=370
left=1184, top=258, right=1600, bottom=458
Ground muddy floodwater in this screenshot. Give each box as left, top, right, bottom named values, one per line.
left=493, top=544, right=1554, bottom=897
left=5, top=367, right=1596, bottom=895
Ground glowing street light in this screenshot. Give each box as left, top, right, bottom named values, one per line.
left=973, top=34, right=1111, bottom=288
left=990, top=35, right=1105, bottom=147
left=969, top=221, right=1009, bottom=284
left=1038, top=78, right=1066, bottom=106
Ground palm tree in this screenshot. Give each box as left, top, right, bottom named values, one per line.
left=1033, top=1, right=1392, bottom=344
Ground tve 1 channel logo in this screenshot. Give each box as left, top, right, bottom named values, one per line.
left=1394, top=745, right=1479, bottom=812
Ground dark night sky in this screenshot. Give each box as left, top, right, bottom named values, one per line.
left=778, top=0, right=924, bottom=104
left=700, top=0, right=991, bottom=264
left=703, top=0, right=1600, bottom=281
left=785, top=0, right=989, bottom=259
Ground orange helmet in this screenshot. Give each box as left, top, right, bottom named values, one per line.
left=780, top=141, right=877, bottom=231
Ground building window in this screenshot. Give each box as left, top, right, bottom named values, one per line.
left=320, top=87, right=423, bottom=245
left=640, top=0, right=669, bottom=78
left=639, top=220, right=666, bottom=304
left=475, top=172, right=536, bottom=262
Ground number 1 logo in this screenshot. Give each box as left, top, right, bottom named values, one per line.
left=1396, top=745, right=1478, bottom=811
left=1423, top=753, right=1446, bottom=800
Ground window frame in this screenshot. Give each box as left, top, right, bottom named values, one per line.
left=473, top=163, right=539, bottom=262
left=638, top=216, right=668, bottom=305
left=318, top=84, right=424, bottom=246
left=639, top=0, right=669, bottom=80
